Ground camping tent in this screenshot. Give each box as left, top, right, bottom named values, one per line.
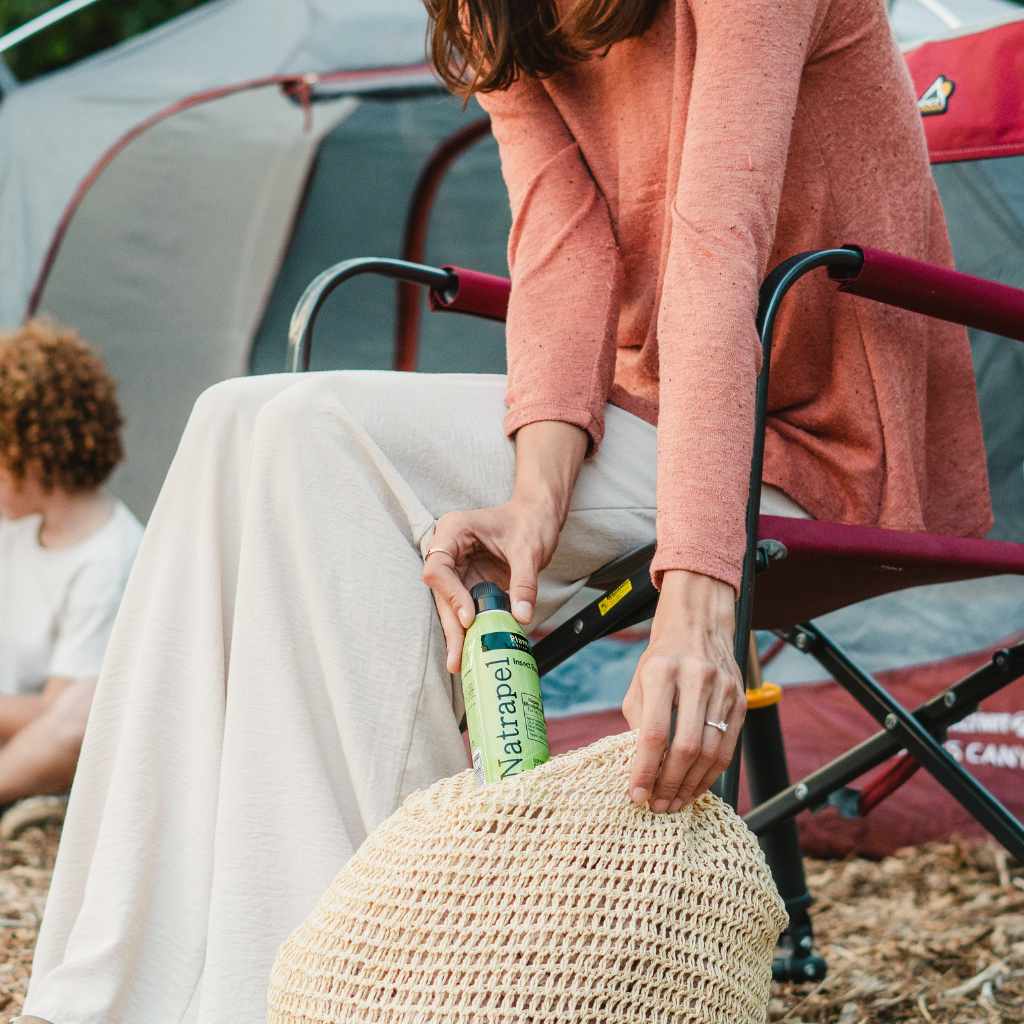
left=891, top=0, right=1022, bottom=39
left=0, top=0, right=509, bottom=523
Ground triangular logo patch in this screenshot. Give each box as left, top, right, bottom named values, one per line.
left=918, top=74, right=955, bottom=116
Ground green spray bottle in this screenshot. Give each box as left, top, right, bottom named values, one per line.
left=460, top=581, right=550, bottom=785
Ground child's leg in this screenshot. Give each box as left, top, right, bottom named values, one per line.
left=0, top=680, right=94, bottom=805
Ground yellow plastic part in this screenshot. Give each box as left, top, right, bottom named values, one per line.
left=598, top=578, right=633, bottom=616
left=745, top=682, right=783, bottom=710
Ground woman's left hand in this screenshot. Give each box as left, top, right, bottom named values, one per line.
left=621, top=569, right=747, bottom=812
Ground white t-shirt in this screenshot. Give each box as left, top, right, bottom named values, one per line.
left=0, top=499, right=143, bottom=696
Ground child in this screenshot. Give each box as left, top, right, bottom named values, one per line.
left=0, top=318, right=142, bottom=833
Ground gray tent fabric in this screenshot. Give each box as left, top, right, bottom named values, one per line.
left=249, top=94, right=509, bottom=378
left=34, top=91, right=357, bottom=520
left=0, top=0, right=441, bottom=519
left=0, top=0, right=429, bottom=326
left=30, top=83, right=504, bottom=520
left=890, top=0, right=1021, bottom=40
left=940, top=157, right=1024, bottom=545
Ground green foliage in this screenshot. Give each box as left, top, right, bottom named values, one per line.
left=1, top=0, right=214, bottom=82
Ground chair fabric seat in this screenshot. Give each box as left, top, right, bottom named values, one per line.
left=753, top=515, right=1024, bottom=628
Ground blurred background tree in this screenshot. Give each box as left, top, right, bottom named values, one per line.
left=1, top=0, right=213, bottom=82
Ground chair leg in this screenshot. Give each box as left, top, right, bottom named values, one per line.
left=787, top=625, right=1024, bottom=861
left=714, top=632, right=758, bottom=808
left=744, top=637, right=827, bottom=983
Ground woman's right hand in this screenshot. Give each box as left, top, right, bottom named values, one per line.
left=421, top=496, right=563, bottom=673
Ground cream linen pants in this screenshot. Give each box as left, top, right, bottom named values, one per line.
left=22, top=370, right=810, bottom=1024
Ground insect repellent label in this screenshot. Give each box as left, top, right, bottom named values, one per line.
left=460, top=621, right=550, bottom=785
left=480, top=631, right=532, bottom=653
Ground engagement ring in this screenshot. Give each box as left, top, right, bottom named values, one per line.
left=705, top=719, right=729, bottom=733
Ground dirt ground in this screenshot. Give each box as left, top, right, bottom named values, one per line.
left=1, top=826, right=1021, bottom=1023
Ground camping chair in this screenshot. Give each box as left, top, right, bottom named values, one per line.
left=284, top=243, right=1024, bottom=982
left=283, top=16, right=1024, bottom=984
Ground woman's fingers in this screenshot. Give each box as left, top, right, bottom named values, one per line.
left=629, top=652, right=745, bottom=813
left=621, top=678, right=642, bottom=731
left=667, top=688, right=733, bottom=811
left=627, top=660, right=675, bottom=805
left=648, top=667, right=713, bottom=812
left=507, top=545, right=539, bottom=624
left=421, top=528, right=475, bottom=672
left=422, top=505, right=556, bottom=671
left=690, top=691, right=747, bottom=803
left=432, top=591, right=466, bottom=673
left=422, top=552, right=473, bottom=623
left=423, top=517, right=475, bottom=619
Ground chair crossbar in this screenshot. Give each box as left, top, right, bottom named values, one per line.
left=533, top=538, right=788, bottom=678
left=745, top=632, right=1024, bottom=860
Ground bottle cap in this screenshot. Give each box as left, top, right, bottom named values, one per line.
left=471, top=580, right=511, bottom=613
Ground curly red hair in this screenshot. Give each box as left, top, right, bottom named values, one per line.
left=0, top=318, right=124, bottom=493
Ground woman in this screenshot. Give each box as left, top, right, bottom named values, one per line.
left=19, top=1, right=991, bottom=1022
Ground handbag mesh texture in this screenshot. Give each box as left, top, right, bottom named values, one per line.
left=267, top=730, right=787, bottom=1023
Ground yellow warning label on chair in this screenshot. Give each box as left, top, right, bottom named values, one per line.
left=598, top=579, right=633, bottom=616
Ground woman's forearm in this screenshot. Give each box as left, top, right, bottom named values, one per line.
left=511, top=420, right=589, bottom=523
left=511, top=424, right=737, bottom=623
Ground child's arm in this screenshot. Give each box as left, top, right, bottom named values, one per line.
left=0, top=677, right=83, bottom=741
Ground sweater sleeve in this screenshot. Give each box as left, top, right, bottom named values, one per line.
left=649, top=0, right=824, bottom=595
left=474, top=77, right=623, bottom=456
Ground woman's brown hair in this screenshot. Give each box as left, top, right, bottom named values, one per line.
left=424, top=0, right=665, bottom=96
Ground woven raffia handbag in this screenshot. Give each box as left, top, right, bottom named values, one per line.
left=266, top=731, right=787, bottom=1023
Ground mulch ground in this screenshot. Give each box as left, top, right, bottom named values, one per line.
left=1, top=827, right=1021, bottom=1023
left=1, top=821, right=61, bottom=1023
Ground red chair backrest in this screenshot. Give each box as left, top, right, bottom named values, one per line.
left=905, top=19, right=1024, bottom=165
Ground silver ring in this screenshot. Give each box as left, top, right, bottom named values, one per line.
left=425, top=546, right=455, bottom=560
left=705, top=719, right=729, bottom=734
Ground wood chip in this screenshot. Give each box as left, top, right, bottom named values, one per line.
left=918, top=993, right=936, bottom=1022
left=942, top=960, right=1006, bottom=998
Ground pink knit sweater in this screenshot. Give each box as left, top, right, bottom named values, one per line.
left=474, top=0, right=993, bottom=595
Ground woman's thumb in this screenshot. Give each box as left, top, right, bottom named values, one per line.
left=509, top=559, right=538, bottom=625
